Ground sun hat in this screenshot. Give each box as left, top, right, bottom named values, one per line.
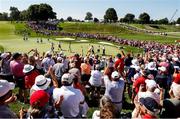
left=31, top=75, right=51, bottom=91
left=61, top=73, right=73, bottom=84
left=111, top=71, right=120, bottom=79
left=0, top=53, right=8, bottom=59
left=139, top=97, right=160, bottom=113
left=23, top=64, right=34, bottom=73
left=0, top=80, right=15, bottom=97
left=147, top=62, right=157, bottom=70
left=158, top=66, right=166, bottom=72
left=30, top=90, right=49, bottom=107
left=145, top=79, right=157, bottom=89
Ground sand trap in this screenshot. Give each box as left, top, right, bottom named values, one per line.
left=56, top=38, right=75, bottom=41
left=98, top=41, right=114, bottom=46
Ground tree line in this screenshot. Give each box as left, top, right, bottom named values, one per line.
left=0, top=3, right=179, bottom=24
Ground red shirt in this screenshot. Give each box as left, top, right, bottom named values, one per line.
left=133, top=76, right=146, bottom=93
left=114, top=57, right=125, bottom=73
left=142, top=114, right=157, bottom=119
left=25, top=70, right=40, bottom=89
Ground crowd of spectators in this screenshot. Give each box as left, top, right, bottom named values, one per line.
left=0, top=21, right=180, bottom=118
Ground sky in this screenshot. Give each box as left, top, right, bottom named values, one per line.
left=0, top=0, right=179, bottom=21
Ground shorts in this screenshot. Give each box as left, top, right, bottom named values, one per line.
left=15, top=77, right=25, bottom=89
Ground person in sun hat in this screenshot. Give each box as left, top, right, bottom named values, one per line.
left=0, top=52, right=13, bottom=82
left=30, top=75, right=51, bottom=95
left=104, top=71, right=124, bottom=116
left=53, top=73, right=85, bottom=118
left=23, top=64, right=40, bottom=89
left=0, top=80, right=17, bottom=118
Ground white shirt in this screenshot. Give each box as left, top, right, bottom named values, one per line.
left=89, top=70, right=102, bottom=87
left=53, top=86, right=84, bottom=118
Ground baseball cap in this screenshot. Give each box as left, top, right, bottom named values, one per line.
left=61, top=73, right=73, bottom=84
left=30, top=90, right=49, bottom=107
left=111, top=71, right=120, bottom=79
left=145, top=79, right=157, bottom=89
left=0, top=80, right=15, bottom=97
left=158, top=66, right=166, bottom=72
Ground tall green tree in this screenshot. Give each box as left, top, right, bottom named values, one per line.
left=9, top=7, right=20, bottom=20
left=27, top=3, right=56, bottom=21
left=0, top=12, right=9, bottom=20
left=67, top=16, right=72, bottom=21
left=85, top=12, right=93, bottom=20
left=158, top=18, right=169, bottom=24
left=177, top=17, right=180, bottom=24
left=124, top=13, right=135, bottom=23
left=19, top=10, right=28, bottom=21
left=104, top=8, right=118, bottom=23
left=139, top=12, right=150, bottom=24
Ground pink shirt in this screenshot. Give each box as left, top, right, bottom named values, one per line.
left=10, top=60, right=24, bottom=78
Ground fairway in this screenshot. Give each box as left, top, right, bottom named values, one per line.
left=0, top=21, right=123, bottom=56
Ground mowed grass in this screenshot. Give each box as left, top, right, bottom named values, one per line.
left=130, top=24, right=180, bottom=32
left=60, top=22, right=179, bottom=43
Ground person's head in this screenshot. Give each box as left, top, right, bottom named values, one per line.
left=22, top=53, right=29, bottom=64
left=100, top=102, right=116, bottom=119
left=116, top=53, right=121, bottom=59
left=139, top=97, right=160, bottom=116
left=0, top=80, right=16, bottom=104
left=29, top=90, right=49, bottom=118
left=104, top=67, right=114, bottom=79
left=111, top=71, right=120, bottom=81
left=61, top=73, right=73, bottom=86
left=145, top=79, right=157, bottom=92
left=12, top=52, right=22, bottom=61
left=28, top=56, right=36, bottom=66
left=57, top=57, right=63, bottom=63
left=31, top=75, right=51, bottom=93
left=158, top=66, right=166, bottom=74
left=100, top=95, right=112, bottom=108
left=23, top=64, right=34, bottom=74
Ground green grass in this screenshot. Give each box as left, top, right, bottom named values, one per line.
left=59, top=22, right=179, bottom=43
left=130, top=24, right=180, bottom=32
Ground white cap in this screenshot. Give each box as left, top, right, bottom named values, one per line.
left=172, top=57, right=179, bottom=61
left=158, top=66, right=166, bottom=72
left=31, top=75, right=51, bottom=91
left=111, top=71, right=120, bottom=79
left=61, top=73, right=73, bottom=84
left=0, top=80, right=15, bottom=97
left=23, top=64, right=34, bottom=73
left=131, top=59, right=139, bottom=66
left=145, top=79, right=157, bottom=89
left=147, top=62, right=157, bottom=70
